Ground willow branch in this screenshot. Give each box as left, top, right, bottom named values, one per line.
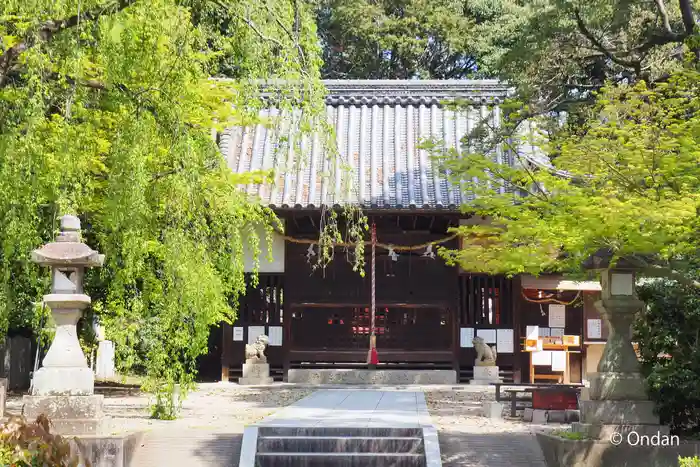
left=0, top=0, right=135, bottom=87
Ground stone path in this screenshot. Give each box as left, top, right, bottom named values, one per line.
left=259, top=389, right=426, bottom=427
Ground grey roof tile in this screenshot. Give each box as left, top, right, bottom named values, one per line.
left=220, top=80, right=516, bottom=209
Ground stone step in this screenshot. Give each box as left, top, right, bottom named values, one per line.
left=255, top=451, right=426, bottom=467
left=258, top=426, right=422, bottom=438
left=257, top=435, right=424, bottom=453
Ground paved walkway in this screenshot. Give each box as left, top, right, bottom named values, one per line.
left=7, top=384, right=550, bottom=466
left=259, top=389, right=427, bottom=427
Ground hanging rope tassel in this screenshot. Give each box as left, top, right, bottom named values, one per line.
left=367, top=221, right=379, bottom=368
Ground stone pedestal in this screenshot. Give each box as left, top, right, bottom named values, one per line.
left=23, top=395, right=104, bottom=435
left=470, top=365, right=502, bottom=385
left=239, top=363, right=273, bottom=385
left=572, top=268, right=667, bottom=440
left=24, top=303, right=104, bottom=435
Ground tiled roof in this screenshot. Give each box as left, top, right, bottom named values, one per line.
left=220, top=80, right=518, bottom=210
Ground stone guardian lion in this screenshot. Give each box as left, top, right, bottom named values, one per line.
left=472, top=336, right=497, bottom=366
left=245, top=334, right=269, bottom=364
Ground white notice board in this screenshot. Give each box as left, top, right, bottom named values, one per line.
left=587, top=319, right=602, bottom=339
left=232, top=327, right=244, bottom=341
left=460, top=328, right=475, bottom=348
left=550, top=328, right=565, bottom=337
left=496, top=329, right=514, bottom=353
left=548, top=304, right=566, bottom=328
left=268, top=326, right=283, bottom=346
left=476, top=328, right=497, bottom=344
left=248, top=326, right=265, bottom=345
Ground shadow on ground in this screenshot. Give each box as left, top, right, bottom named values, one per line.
left=131, top=431, right=243, bottom=467
left=439, top=431, right=547, bottom=467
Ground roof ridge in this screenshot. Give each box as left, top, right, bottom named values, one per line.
left=322, top=79, right=511, bottom=97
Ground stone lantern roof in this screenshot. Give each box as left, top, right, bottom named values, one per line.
left=31, top=215, right=104, bottom=267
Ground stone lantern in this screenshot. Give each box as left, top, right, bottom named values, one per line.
left=23, top=215, right=105, bottom=435
left=573, top=249, right=668, bottom=439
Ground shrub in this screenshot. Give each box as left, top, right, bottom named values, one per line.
left=679, top=456, right=700, bottom=467
left=550, top=429, right=589, bottom=440
left=635, top=279, right=700, bottom=436
left=0, top=414, right=87, bottom=467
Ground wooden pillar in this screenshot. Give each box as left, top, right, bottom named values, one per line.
left=512, top=275, right=522, bottom=383
left=221, top=364, right=229, bottom=383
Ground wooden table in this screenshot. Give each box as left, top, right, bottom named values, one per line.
left=492, top=383, right=584, bottom=417
left=491, top=382, right=583, bottom=402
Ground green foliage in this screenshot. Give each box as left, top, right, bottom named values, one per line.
left=0, top=415, right=85, bottom=467
left=636, top=279, right=700, bottom=436
left=315, top=0, right=515, bottom=79
left=679, top=456, right=700, bottom=467
left=438, top=66, right=700, bottom=283
left=480, top=0, right=697, bottom=114
left=550, top=429, right=588, bottom=440
left=0, top=0, right=342, bottom=419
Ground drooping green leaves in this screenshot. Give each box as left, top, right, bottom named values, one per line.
left=0, top=0, right=326, bottom=418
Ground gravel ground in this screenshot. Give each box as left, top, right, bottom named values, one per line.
left=7, top=384, right=561, bottom=467
left=425, top=387, right=563, bottom=467
left=7, top=383, right=314, bottom=467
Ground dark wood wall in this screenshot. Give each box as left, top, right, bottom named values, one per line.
left=220, top=274, right=285, bottom=381
left=216, top=211, right=530, bottom=383
left=457, top=274, right=519, bottom=382
left=284, top=227, right=460, bottom=369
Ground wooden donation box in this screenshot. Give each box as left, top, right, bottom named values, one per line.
left=524, top=334, right=580, bottom=384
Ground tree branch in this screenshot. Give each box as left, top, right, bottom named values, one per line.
left=678, top=0, right=697, bottom=35
left=573, top=9, right=641, bottom=72
left=625, top=254, right=700, bottom=289
left=263, top=1, right=308, bottom=70
left=234, top=14, right=285, bottom=49
left=36, top=0, right=135, bottom=41
left=654, top=0, right=678, bottom=38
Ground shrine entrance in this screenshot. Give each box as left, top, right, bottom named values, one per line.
left=287, top=304, right=454, bottom=367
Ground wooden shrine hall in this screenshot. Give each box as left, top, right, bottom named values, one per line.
left=200, top=80, right=605, bottom=384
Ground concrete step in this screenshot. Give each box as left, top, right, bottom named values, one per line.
left=257, top=435, right=424, bottom=453
left=255, top=452, right=426, bottom=467
left=258, top=426, right=422, bottom=437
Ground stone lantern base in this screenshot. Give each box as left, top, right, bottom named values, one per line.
left=23, top=394, right=104, bottom=435
left=31, top=366, right=96, bottom=396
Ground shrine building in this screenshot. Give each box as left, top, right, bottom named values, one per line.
left=200, top=80, right=608, bottom=385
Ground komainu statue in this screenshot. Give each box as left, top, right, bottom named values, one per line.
left=245, top=334, right=269, bottom=364
left=472, top=336, right=497, bottom=366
